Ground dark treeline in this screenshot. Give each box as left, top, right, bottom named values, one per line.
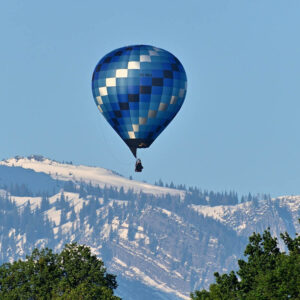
left=2, top=179, right=271, bottom=207
left=64, top=180, right=271, bottom=207
left=155, top=179, right=271, bottom=206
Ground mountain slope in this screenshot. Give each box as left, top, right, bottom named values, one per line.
left=0, top=156, right=299, bottom=299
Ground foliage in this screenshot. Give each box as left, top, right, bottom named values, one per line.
left=191, top=223, right=300, bottom=300
left=0, top=243, right=121, bottom=300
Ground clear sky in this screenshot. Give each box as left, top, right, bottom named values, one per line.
left=1, top=0, right=300, bottom=197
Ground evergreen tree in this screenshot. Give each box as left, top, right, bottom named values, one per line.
left=40, top=194, right=50, bottom=211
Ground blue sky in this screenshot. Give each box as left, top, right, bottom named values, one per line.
left=1, top=0, right=300, bottom=196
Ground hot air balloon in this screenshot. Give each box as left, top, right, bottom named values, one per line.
left=91, top=45, right=187, bottom=166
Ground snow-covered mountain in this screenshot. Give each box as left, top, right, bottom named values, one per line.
left=0, top=155, right=184, bottom=198
left=0, top=156, right=299, bottom=300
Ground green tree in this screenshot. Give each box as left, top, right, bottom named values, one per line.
left=191, top=223, right=300, bottom=300
left=0, top=243, right=121, bottom=300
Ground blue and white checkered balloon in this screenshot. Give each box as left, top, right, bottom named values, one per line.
left=92, top=45, right=187, bottom=157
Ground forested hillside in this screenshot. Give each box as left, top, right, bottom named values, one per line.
left=0, top=156, right=299, bottom=299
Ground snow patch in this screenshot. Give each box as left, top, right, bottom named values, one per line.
left=114, top=257, right=128, bottom=268
left=45, top=207, right=61, bottom=226
left=10, top=196, right=42, bottom=211
left=118, top=228, right=128, bottom=240
left=128, top=266, right=190, bottom=300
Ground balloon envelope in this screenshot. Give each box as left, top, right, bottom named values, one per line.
left=91, top=45, right=187, bottom=157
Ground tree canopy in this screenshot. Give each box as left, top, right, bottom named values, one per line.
left=0, top=243, right=121, bottom=300
left=191, top=224, right=300, bottom=300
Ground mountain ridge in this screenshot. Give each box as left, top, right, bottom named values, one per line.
left=0, top=155, right=185, bottom=198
